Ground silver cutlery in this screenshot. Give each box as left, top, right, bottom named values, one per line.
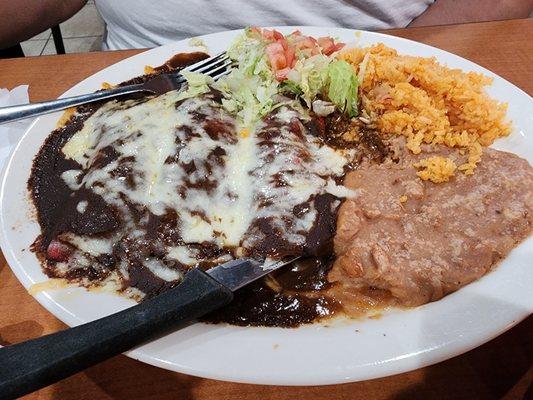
left=0, top=52, right=231, bottom=125
left=0, top=256, right=297, bottom=399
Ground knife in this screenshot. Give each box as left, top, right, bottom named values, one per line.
left=0, top=257, right=296, bottom=399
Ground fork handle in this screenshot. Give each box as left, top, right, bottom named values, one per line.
left=0, top=84, right=146, bottom=125
left=0, top=269, right=233, bottom=399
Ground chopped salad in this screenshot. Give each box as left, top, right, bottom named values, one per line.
left=181, top=27, right=359, bottom=127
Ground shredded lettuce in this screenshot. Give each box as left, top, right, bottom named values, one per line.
left=227, top=27, right=271, bottom=78
left=176, top=71, right=213, bottom=100
left=215, top=28, right=282, bottom=127
left=216, top=68, right=279, bottom=127
left=280, top=80, right=303, bottom=96
left=327, top=60, right=359, bottom=117
left=182, top=30, right=359, bottom=126
left=286, top=55, right=331, bottom=107
left=282, top=57, right=359, bottom=116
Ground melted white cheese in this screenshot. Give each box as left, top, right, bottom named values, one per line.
left=62, top=233, right=113, bottom=256
left=166, top=246, right=197, bottom=264
left=76, top=200, right=88, bottom=214
left=60, top=91, right=353, bottom=272
left=144, top=258, right=183, bottom=282
left=61, top=169, right=82, bottom=190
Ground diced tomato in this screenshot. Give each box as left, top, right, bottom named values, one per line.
left=265, top=42, right=287, bottom=71
left=265, top=35, right=297, bottom=80
left=318, top=37, right=336, bottom=55
left=294, top=36, right=317, bottom=51
left=47, top=240, right=72, bottom=262
left=262, top=29, right=284, bottom=42
left=321, top=45, right=336, bottom=56
left=277, top=38, right=288, bottom=51
left=317, top=37, right=346, bottom=55
left=317, top=37, right=332, bottom=48
left=273, top=30, right=284, bottom=41
left=333, top=42, right=345, bottom=52
left=258, top=28, right=345, bottom=80
left=262, top=29, right=275, bottom=41
left=275, top=67, right=291, bottom=80
left=285, top=45, right=296, bottom=68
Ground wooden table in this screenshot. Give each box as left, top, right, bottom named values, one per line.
left=1, top=18, right=532, bottom=400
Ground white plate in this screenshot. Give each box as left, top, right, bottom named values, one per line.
left=1, top=27, right=532, bottom=386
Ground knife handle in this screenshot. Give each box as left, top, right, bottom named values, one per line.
left=0, top=269, right=233, bottom=399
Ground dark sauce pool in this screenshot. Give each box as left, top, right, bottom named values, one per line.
left=204, top=257, right=341, bottom=327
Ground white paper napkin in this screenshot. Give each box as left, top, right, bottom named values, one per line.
left=0, top=86, right=33, bottom=349
left=0, top=85, right=34, bottom=173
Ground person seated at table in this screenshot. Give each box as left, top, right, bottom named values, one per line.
left=0, top=0, right=86, bottom=57
left=1, top=0, right=532, bottom=54
left=93, top=0, right=533, bottom=50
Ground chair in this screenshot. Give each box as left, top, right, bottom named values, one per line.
left=51, top=25, right=65, bottom=54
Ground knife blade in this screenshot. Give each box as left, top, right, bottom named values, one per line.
left=206, top=257, right=299, bottom=291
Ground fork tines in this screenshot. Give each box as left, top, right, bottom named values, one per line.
left=185, top=51, right=232, bottom=80
left=165, top=51, right=232, bottom=87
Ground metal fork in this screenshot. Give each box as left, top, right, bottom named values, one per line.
left=0, top=52, right=232, bottom=125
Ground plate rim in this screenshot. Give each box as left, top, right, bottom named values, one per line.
left=1, top=26, right=532, bottom=386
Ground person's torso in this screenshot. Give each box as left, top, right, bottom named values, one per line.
left=94, top=0, right=434, bottom=50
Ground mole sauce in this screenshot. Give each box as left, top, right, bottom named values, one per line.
left=29, top=53, right=387, bottom=327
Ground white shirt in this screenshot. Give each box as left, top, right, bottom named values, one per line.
left=94, top=0, right=434, bottom=50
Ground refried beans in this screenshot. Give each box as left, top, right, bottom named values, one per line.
left=330, top=138, right=533, bottom=307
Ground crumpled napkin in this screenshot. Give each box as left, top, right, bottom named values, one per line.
left=0, top=86, right=34, bottom=349
left=0, top=85, right=34, bottom=173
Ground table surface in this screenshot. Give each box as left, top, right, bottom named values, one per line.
left=0, top=18, right=531, bottom=400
